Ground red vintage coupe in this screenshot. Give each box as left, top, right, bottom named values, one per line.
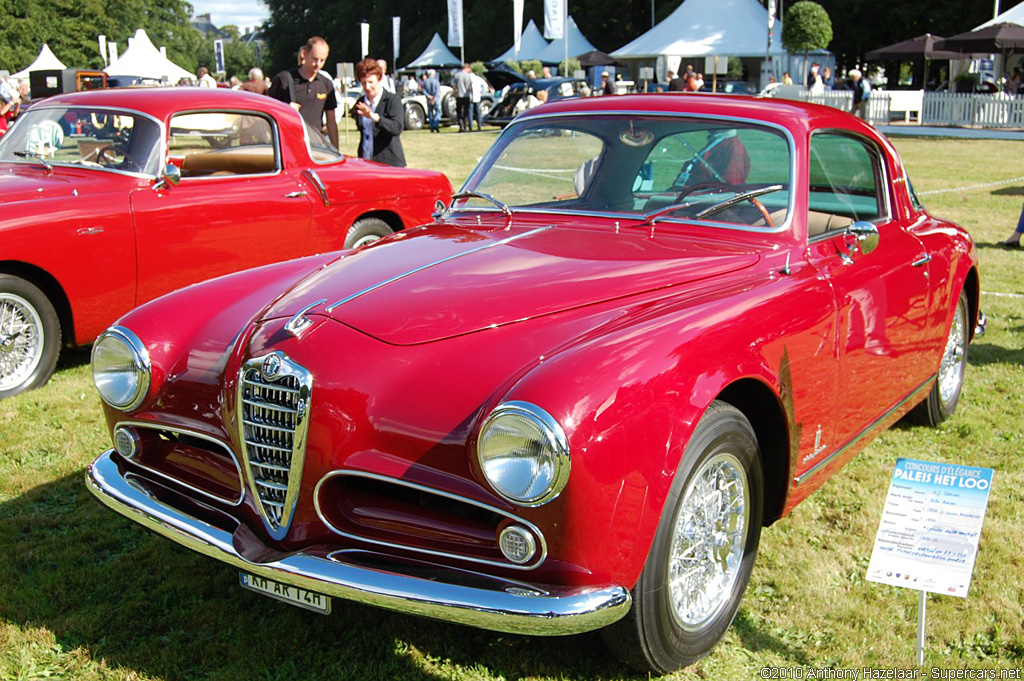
left=86, top=94, right=981, bottom=673
left=0, top=88, right=451, bottom=398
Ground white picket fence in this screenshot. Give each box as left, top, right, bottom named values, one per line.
left=774, top=87, right=1024, bottom=128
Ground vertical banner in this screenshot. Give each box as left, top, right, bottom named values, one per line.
left=214, top=39, right=225, bottom=74
left=768, top=0, right=776, bottom=44
left=392, top=17, right=401, bottom=66
left=360, top=22, right=370, bottom=59
left=543, top=0, right=564, bottom=40
left=98, top=35, right=108, bottom=67
left=512, top=0, right=524, bottom=56
left=447, top=0, right=464, bottom=48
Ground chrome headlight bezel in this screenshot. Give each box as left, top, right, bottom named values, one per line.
left=91, top=326, right=151, bottom=411
left=477, top=401, right=570, bottom=507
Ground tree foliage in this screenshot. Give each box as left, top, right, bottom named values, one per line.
left=782, top=1, right=833, bottom=55
left=0, top=0, right=204, bottom=74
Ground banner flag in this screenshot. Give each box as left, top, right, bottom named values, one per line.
left=447, top=0, right=464, bottom=48
left=393, top=17, right=401, bottom=64
left=513, top=0, right=524, bottom=54
left=543, top=0, right=564, bottom=40
left=360, top=22, right=370, bottom=58
left=768, top=0, right=776, bottom=34
left=214, top=39, right=225, bottom=73
left=98, top=35, right=107, bottom=66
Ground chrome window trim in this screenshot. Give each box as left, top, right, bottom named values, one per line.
left=168, top=108, right=284, bottom=179
left=0, top=103, right=167, bottom=178
left=313, top=470, right=549, bottom=571
left=236, top=352, right=313, bottom=541
left=453, top=109, right=797, bottom=235
left=805, top=128, right=893, bottom=246
left=114, top=420, right=244, bottom=506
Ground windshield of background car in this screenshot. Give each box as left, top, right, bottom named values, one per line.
left=305, top=120, right=343, bottom=162
left=0, top=106, right=161, bottom=175
left=461, top=114, right=792, bottom=228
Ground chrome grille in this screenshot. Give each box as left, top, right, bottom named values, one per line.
left=238, top=352, right=312, bottom=540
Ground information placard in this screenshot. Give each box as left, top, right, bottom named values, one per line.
left=867, top=458, right=993, bottom=597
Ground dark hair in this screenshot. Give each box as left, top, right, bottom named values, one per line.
left=355, top=57, right=382, bottom=80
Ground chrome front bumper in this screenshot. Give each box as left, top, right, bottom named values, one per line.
left=87, top=450, right=631, bottom=635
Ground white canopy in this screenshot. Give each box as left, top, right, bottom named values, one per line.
left=612, top=0, right=786, bottom=58
left=105, top=29, right=194, bottom=82
left=403, top=33, right=462, bottom=69
left=12, top=44, right=66, bottom=79
left=976, top=3, right=1024, bottom=29
left=492, top=20, right=551, bottom=63
left=536, top=16, right=598, bottom=65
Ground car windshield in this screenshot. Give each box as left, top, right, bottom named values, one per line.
left=0, top=106, right=162, bottom=175
left=460, top=114, right=792, bottom=228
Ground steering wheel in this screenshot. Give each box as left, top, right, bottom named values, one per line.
left=96, top=145, right=119, bottom=168
left=676, top=181, right=775, bottom=228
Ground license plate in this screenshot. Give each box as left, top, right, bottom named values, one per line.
left=239, top=572, right=332, bottom=615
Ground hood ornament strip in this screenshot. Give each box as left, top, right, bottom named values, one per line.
left=285, top=298, right=328, bottom=338
left=325, top=226, right=552, bottom=313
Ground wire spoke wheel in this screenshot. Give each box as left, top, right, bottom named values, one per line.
left=0, top=292, right=46, bottom=392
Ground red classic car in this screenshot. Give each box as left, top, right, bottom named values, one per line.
left=86, top=94, right=981, bottom=673
left=0, top=87, right=451, bottom=398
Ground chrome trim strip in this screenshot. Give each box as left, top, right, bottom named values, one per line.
left=794, top=375, right=935, bottom=486
left=325, top=226, right=552, bottom=313
left=302, top=169, right=330, bottom=206
left=114, top=420, right=245, bottom=506
left=285, top=298, right=327, bottom=337
left=87, top=450, right=631, bottom=636
left=313, top=470, right=548, bottom=571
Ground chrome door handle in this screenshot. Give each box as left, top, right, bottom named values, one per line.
left=912, top=253, right=932, bottom=267
left=286, top=191, right=307, bottom=198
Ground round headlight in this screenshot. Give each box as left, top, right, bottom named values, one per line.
left=477, top=401, right=570, bottom=506
left=92, top=326, right=151, bottom=410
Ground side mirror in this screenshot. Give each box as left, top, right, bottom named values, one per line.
left=153, top=163, right=181, bottom=191
left=848, top=221, right=880, bottom=256
left=432, top=198, right=448, bottom=220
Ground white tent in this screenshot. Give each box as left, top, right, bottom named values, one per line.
left=977, top=3, right=1024, bottom=29
left=105, top=29, right=194, bottom=82
left=12, top=44, right=66, bottom=79
left=403, top=33, right=462, bottom=69
left=536, top=16, right=598, bottom=65
left=612, top=0, right=786, bottom=58
left=491, top=20, right=550, bottom=63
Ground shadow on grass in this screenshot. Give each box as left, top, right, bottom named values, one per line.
left=968, top=342, right=1024, bottom=366
left=990, top=186, right=1024, bottom=197
left=56, top=345, right=92, bottom=371
left=0, top=471, right=647, bottom=680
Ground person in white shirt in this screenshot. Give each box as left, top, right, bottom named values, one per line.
left=197, top=66, right=218, bottom=88
left=377, top=59, right=396, bottom=93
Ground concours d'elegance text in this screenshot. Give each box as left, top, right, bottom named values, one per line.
left=760, top=667, right=1022, bottom=679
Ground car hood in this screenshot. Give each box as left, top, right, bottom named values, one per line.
left=260, top=220, right=760, bottom=345
left=0, top=167, right=77, bottom=203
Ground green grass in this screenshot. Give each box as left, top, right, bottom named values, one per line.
left=1, top=129, right=1022, bottom=680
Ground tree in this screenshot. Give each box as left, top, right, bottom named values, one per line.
left=782, top=1, right=833, bottom=84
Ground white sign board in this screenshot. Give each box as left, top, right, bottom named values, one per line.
left=867, top=458, right=993, bottom=597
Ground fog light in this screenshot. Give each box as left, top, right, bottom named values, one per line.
left=113, top=426, right=140, bottom=459
left=499, top=525, right=537, bottom=564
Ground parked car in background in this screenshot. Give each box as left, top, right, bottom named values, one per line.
left=337, top=83, right=494, bottom=131
left=0, top=87, right=451, bottom=397
left=87, top=94, right=980, bottom=673
left=483, top=69, right=587, bottom=126
left=700, top=80, right=757, bottom=94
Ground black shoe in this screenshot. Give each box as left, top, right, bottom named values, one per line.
left=999, top=239, right=1021, bottom=248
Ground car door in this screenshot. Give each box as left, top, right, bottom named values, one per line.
left=130, top=110, right=315, bottom=305
left=803, top=131, right=933, bottom=445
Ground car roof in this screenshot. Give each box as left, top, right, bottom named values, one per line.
left=516, top=92, right=875, bottom=139
left=36, top=87, right=296, bottom=121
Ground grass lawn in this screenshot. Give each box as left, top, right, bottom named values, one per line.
left=1, top=124, right=1022, bottom=680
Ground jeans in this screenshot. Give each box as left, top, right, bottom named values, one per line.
left=471, top=102, right=482, bottom=130
left=428, top=100, right=441, bottom=131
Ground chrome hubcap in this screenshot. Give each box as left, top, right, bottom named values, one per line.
left=0, top=293, right=44, bottom=392
left=668, top=452, right=749, bottom=631
left=938, top=303, right=966, bottom=404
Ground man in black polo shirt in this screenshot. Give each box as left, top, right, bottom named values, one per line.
left=268, top=36, right=339, bottom=148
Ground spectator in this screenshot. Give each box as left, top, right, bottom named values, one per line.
left=240, top=67, right=268, bottom=95
left=453, top=63, right=473, bottom=132
left=422, top=69, right=441, bottom=133
left=1008, top=67, right=1021, bottom=97
left=268, top=36, right=339, bottom=148
left=822, top=66, right=834, bottom=90
left=782, top=71, right=793, bottom=85
left=601, top=72, right=614, bottom=95
left=541, top=66, right=552, bottom=78
left=999, top=204, right=1024, bottom=248
left=229, top=76, right=241, bottom=89
left=377, top=59, right=396, bottom=93
left=848, top=68, right=871, bottom=120
left=470, top=70, right=489, bottom=131
left=197, top=66, right=218, bottom=88
left=668, top=70, right=687, bottom=92
left=688, top=72, right=704, bottom=92
left=350, top=57, right=406, bottom=167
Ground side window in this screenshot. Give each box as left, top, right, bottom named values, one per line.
left=808, top=132, right=886, bottom=235
left=168, top=112, right=277, bottom=178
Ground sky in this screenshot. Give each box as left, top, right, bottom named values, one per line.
left=190, top=1, right=269, bottom=31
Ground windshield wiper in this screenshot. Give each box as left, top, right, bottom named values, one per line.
left=694, top=184, right=784, bottom=220
left=13, top=150, right=53, bottom=172
left=450, top=191, right=513, bottom=216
